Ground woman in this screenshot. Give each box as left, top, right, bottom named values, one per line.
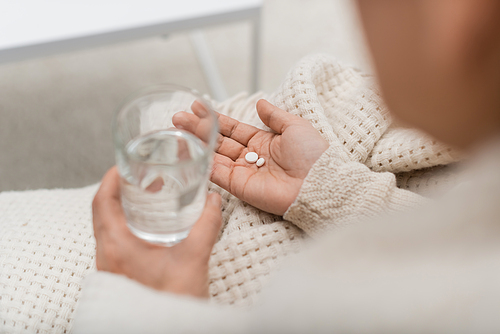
left=76, top=0, right=500, bottom=332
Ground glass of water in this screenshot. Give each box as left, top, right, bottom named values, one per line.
left=113, top=84, right=218, bottom=246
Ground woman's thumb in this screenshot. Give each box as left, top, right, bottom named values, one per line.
left=186, top=193, right=222, bottom=250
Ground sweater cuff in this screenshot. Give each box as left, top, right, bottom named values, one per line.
left=283, top=145, right=344, bottom=236
left=283, top=145, right=424, bottom=237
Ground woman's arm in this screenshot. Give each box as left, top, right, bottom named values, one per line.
left=284, top=145, right=425, bottom=236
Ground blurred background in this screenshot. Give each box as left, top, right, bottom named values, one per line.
left=0, top=0, right=370, bottom=191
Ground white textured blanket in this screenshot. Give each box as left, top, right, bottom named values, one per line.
left=0, top=55, right=461, bottom=333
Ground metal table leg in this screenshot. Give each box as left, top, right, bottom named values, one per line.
left=189, top=30, right=228, bottom=101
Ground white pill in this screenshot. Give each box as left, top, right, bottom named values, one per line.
left=256, top=157, right=265, bottom=167
left=245, top=152, right=259, bottom=163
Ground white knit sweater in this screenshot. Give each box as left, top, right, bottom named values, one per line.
left=0, top=55, right=462, bottom=333
left=74, top=138, right=500, bottom=333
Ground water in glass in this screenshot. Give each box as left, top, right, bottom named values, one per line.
left=119, top=128, right=209, bottom=246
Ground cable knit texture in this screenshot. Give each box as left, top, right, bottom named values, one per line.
left=0, top=55, right=462, bottom=333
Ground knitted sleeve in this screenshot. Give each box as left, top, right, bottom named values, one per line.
left=283, top=145, right=425, bottom=237
left=73, top=272, right=247, bottom=333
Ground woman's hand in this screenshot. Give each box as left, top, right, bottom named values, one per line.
left=92, top=167, right=222, bottom=298
left=173, top=99, right=329, bottom=215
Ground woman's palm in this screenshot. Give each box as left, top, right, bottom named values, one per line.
left=173, top=100, right=329, bottom=215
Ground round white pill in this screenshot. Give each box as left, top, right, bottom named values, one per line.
left=256, top=157, right=265, bottom=167
left=245, top=152, right=258, bottom=163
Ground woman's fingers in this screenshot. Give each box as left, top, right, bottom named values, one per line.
left=210, top=153, right=260, bottom=202
left=256, top=99, right=301, bottom=134
left=172, top=111, right=199, bottom=131
left=185, top=102, right=260, bottom=147
left=92, top=167, right=129, bottom=236
left=185, top=193, right=222, bottom=252
left=173, top=111, right=247, bottom=161
left=191, top=100, right=208, bottom=117
left=92, top=167, right=135, bottom=272
left=95, top=167, right=121, bottom=200
left=217, top=113, right=261, bottom=146
left=216, top=135, right=246, bottom=161
left=172, top=111, right=212, bottom=143
left=210, top=153, right=234, bottom=191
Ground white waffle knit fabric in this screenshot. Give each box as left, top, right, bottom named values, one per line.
left=0, top=55, right=462, bottom=333
left=0, top=185, right=98, bottom=333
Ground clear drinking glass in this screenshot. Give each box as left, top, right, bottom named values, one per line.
left=113, top=84, right=218, bottom=246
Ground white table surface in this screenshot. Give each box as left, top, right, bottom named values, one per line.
left=0, top=0, right=262, bottom=63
